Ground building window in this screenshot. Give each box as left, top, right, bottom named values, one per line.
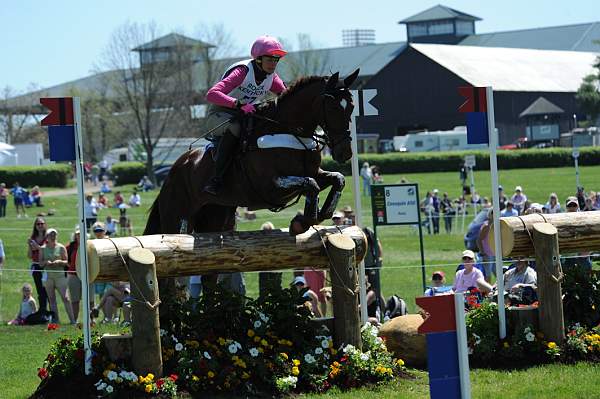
left=455, top=20, right=474, bottom=35
left=408, top=23, right=428, bottom=38
left=415, top=140, right=423, bottom=148
left=428, top=20, right=454, bottom=35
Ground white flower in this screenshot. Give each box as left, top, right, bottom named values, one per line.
left=375, top=337, right=383, bottom=345
left=343, top=344, right=356, bottom=354
left=203, top=351, right=212, bottom=360
left=360, top=352, right=370, bottom=361
left=96, top=382, right=107, bottom=391
left=107, top=370, right=118, bottom=381
left=254, top=320, right=262, bottom=329
left=259, top=312, right=269, bottom=322
left=235, top=341, right=242, bottom=349
left=315, top=347, right=323, bottom=355
left=526, top=332, right=535, bottom=342
left=324, top=353, right=330, bottom=360
left=321, top=339, right=330, bottom=349
left=94, top=380, right=103, bottom=387
left=524, top=327, right=531, bottom=334
left=106, top=385, right=114, bottom=394
left=159, top=329, right=167, bottom=337
left=249, top=347, right=259, bottom=357
left=175, top=342, right=184, bottom=351
left=228, top=343, right=238, bottom=354
left=468, top=347, right=474, bottom=355
left=304, top=353, right=316, bottom=363
left=473, top=333, right=481, bottom=346
left=172, top=335, right=179, bottom=343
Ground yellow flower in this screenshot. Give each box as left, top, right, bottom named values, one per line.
left=247, top=329, right=255, bottom=337
left=103, top=370, right=110, bottom=378
left=242, top=372, right=250, bottom=379
left=503, top=342, right=510, bottom=348
left=107, top=363, right=116, bottom=370
left=547, top=342, right=557, bottom=349
left=331, top=348, right=338, bottom=355
left=145, top=384, right=153, bottom=393
left=218, top=337, right=226, bottom=345
left=192, top=375, right=200, bottom=382
left=291, top=366, right=299, bottom=376
left=258, top=347, right=264, bottom=353
left=396, top=359, right=405, bottom=367
left=254, top=336, right=261, bottom=343
left=232, top=355, right=239, bottom=361
left=146, top=373, right=154, bottom=381
left=260, top=339, right=269, bottom=347
left=280, top=352, right=288, bottom=360
left=292, top=359, right=300, bottom=366
left=207, top=371, right=215, bottom=378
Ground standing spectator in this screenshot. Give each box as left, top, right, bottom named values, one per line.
left=0, top=182, right=8, bottom=217
left=477, top=210, right=495, bottom=283
left=363, top=226, right=384, bottom=317
left=545, top=193, right=562, bottom=214
left=27, top=217, right=48, bottom=313
left=30, top=186, right=43, bottom=207
left=105, top=215, right=118, bottom=236
left=511, top=186, right=527, bottom=214
left=459, top=161, right=467, bottom=188
left=10, top=181, right=27, bottom=218
left=583, top=197, right=594, bottom=212
left=98, top=159, right=109, bottom=180
left=119, top=208, right=133, bottom=236
left=7, top=283, right=37, bottom=325
left=431, top=189, right=440, bottom=234
left=66, top=228, right=94, bottom=323
left=563, top=196, right=592, bottom=271
left=0, top=237, right=4, bottom=270
left=360, top=162, right=373, bottom=196
left=91, top=163, right=100, bottom=186
left=576, top=187, right=586, bottom=210
left=41, top=228, right=76, bottom=324
left=440, top=192, right=455, bottom=233
left=453, top=250, right=487, bottom=294
left=113, top=191, right=124, bottom=208
left=84, top=193, right=99, bottom=230
left=497, top=185, right=507, bottom=211
left=258, top=222, right=282, bottom=295
left=500, top=201, right=519, bottom=217
left=128, top=190, right=141, bottom=207
left=421, top=191, right=433, bottom=235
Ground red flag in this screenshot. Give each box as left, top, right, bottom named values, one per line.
left=458, top=87, right=487, bottom=113
left=40, top=97, right=74, bottom=126
left=416, top=295, right=456, bottom=334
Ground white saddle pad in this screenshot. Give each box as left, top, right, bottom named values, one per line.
left=257, top=134, right=317, bottom=150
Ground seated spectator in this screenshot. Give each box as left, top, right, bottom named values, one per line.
left=565, top=196, right=580, bottom=213
left=97, top=193, right=109, bottom=208
left=291, top=276, right=322, bottom=318
left=332, top=211, right=344, bottom=226
left=128, top=190, right=141, bottom=207
left=511, top=186, right=527, bottom=214
left=366, top=278, right=383, bottom=325
left=138, top=176, right=154, bottom=192
left=8, top=283, right=37, bottom=325
left=453, top=250, right=486, bottom=293
left=105, top=215, right=118, bottom=237
left=100, top=179, right=111, bottom=194
left=583, top=197, right=594, bottom=212
left=342, top=205, right=355, bottom=225
left=30, top=186, right=43, bottom=207
left=91, top=281, right=131, bottom=324
left=545, top=193, right=561, bottom=213
left=113, top=191, right=124, bottom=208
left=500, top=201, right=518, bottom=217
left=592, top=191, right=600, bottom=210
left=524, top=203, right=543, bottom=215
left=504, top=259, right=537, bottom=293
left=424, top=271, right=453, bottom=296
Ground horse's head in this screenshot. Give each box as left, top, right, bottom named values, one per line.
left=315, top=69, right=359, bottom=164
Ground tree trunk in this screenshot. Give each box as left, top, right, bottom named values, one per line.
left=489, top=212, right=600, bottom=258
left=81, top=225, right=367, bottom=282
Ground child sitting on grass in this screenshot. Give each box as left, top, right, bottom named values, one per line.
left=8, top=283, right=37, bottom=325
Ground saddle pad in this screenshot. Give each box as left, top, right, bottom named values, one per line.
left=257, top=134, right=317, bottom=150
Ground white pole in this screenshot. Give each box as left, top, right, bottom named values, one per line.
left=349, top=106, right=368, bottom=325
left=574, top=156, right=580, bottom=190
left=74, top=97, right=93, bottom=374
left=469, top=166, right=477, bottom=214
left=486, top=87, right=506, bottom=339
left=454, top=293, right=471, bottom=399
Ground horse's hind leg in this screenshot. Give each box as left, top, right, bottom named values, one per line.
left=274, top=176, right=321, bottom=225
left=315, top=170, right=345, bottom=222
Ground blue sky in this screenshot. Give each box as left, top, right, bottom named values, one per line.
left=2, top=0, right=598, bottom=92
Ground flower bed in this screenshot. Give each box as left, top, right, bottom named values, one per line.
left=33, top=286, right=408, bottom=398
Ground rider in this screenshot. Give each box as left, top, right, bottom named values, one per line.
left=203, top=35, right=288, bottom=195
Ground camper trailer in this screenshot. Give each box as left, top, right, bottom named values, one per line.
left=393, top=127, right=489, bottom=152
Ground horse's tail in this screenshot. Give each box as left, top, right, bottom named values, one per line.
left=144, top=195, right=162, bottom=235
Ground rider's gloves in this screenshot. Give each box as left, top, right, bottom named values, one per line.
left=240, top=104, right=256, bottom=114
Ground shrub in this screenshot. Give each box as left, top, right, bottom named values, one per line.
left=111, top=162, right=145, bottom=186
left=0, top=164, right=71, bottom=188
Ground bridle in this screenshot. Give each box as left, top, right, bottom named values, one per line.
left=316, top=90, right=353, bottom=152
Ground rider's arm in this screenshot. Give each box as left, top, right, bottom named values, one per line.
left=270, top=73, right=287, bottom=95
left=205, top=66, right=248, bottom=108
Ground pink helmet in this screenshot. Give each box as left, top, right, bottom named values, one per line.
left=250, top=35, right=287, bottom=59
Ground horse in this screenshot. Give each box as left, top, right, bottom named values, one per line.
left=144, top=69, right=359, bottom=237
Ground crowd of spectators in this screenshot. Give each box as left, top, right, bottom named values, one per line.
left=0, top=182, right=45, bottom=218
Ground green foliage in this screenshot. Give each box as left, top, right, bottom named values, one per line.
left=466, top=301, right=499, bottom=363
left=322, top=146, right=600, bottom=175
left=110, top=162, right=145, bottom=185
left=576, top=53, right=600, bottom=122
left=562, top=267, right=600, bottom=328
left=0, top=164, right=71, bottom=188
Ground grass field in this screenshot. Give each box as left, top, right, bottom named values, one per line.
left=1, top=165, right=600, bottom=398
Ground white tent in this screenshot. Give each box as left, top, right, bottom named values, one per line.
left=0, top=142, right=18, bottom=166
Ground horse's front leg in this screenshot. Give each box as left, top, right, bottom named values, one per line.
left=274, top=176, right=321, bottom=225
left=315, top=170, right=345, bottom=222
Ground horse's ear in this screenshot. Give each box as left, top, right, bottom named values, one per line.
left=343, top=69, right=360, bottom=88
left=325, top=72, right=339, bottom=92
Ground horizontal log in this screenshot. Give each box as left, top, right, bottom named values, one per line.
left=79, top=225, right=367, bottom=282
left=489, top=211, right=600, bottom=258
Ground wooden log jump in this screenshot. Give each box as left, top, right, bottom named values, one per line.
left=80, top=225, right=367, bottom=282
left=489, top=212, right=600, bottom=258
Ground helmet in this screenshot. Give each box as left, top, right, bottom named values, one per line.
left=251, top=35, right=287, bottom=59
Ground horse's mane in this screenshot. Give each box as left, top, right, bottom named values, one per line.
left=276, top=75, right=325, bottom=104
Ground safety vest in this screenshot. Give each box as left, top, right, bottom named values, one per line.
left=222, top=59, right=274, bottom=105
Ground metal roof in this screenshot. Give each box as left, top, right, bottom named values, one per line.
left=399, top=5, right=481, bottom=24
left=132, top=33, right=213, bottom=51
left=459, top=22, right=600, bottom=53
left=519, top=97, right=565, bottom=117
left=411, top=43, right=598, bottom=92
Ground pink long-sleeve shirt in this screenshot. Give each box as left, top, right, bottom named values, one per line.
left=205, top=65, right=286, bottom=108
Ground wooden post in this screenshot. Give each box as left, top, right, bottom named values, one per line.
left=532, top=223, right=565, bottom=343
left=328, top=233, right=362, bottom=350
left=128, top=248, right=163, bottom=377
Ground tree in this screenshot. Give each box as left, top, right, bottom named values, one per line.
left=282, top=33, right=331, bottom=81
left=576, top=47, right=600, bottom=126
left=0, top=84, right=41, bottom=144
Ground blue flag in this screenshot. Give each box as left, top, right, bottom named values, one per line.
left=48, top=125, right=76, bottom=161
left=466, top=112, right=489, bottom=144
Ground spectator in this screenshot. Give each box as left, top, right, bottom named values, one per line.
left=371, top=165, right=383, bottom=183
left=464, top=208, right=490, bottom=251
left=342, top=205, right=355, bottom=226
left=304, top=267, right=327, bottom=317
left=97, top=193, right=109, bottom=208
left=128, top=190, right=141, bottom=207
left=258, top=222, right=282, bottom=296
left=498, top=185, right=507, bottom=211
left=84, top=193, right=99, bottom=230
left=421, top=191, right=434, bottom=235
left=583, top=197, right=594, bottom=212
left=431, top=189, right=440, bottom=234
left=524, top=203, right=543, bottom=215
left=365, top=278, right=383, bottom=325
left=30, top=185, right=43, bottom=207
left=565, top=196, right=580, bottom=213
left=360, top=162, right=373, bottom=196
left=500, top=201, right=518, bottom=217
left=98, top=159, right=109, bottom=180
left=138, top=175, right=155, bottom=192
left=113, top=191, right=124, bottom=208
left=0, top=237, right=4, bottom=270
left=576, top=187, right=586, bottom=210
left=544, top=193, right=561, bottom=213
left=440, top=192, right=455, bottom=234
left=91, top=222, right=110, bottom=301
left=331, top=211, right=344, bottom=226
left=105, top=215, right=118, bottom=237
left=92, top=281, right=131, bottom=324
left=511, top=186, right=527, bottom=214
left=504, top=259, right=537, bottom=293
left=291, top=276, right=322, bottom=318
left=10, top=181, right=27, bottom=218
left=470, top=191, right=481, bottom=206
left=41, top=228, right=76, bottom=324
left=424, top=271, right=453, bottom=296
left=364, top=226, right=384, bottom=317
left=66, top=228, right=94, bottom=323
left=100, top=178, right=111, bottom=194
left=477, top=210, right=495, bottom=283
left=453, top=250, right=487, bottom=294
left=0, top=182, right=7, bottom=217
left=459, top=161, right=467, bottom=188
left=27, top=217, right=48, bottom=313
left=91, top=163, right=100, bottom=186
left=7, top=283, right=37, bottom=325
left=592, top=191, right=600, bottom=210
left=119, top=208, right=133, bottom=236
left=563, top=196, right=593, bottom=271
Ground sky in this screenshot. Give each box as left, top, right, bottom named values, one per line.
left=1, top=0, right=599, bottom=92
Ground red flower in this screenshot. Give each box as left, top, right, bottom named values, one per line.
left=157, top=379, right=165, bottom=389
left=169, top=373, right=178, bottom=382
left=340, top=355, right=348, bottom=363
left=38, top=367, right=49, bottom=380
left=47, top=323, right=59, bottom=331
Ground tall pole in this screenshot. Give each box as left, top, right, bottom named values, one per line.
left=74, top=97, right=93, bottom=374
left=486, top=87, right=506, bottom=339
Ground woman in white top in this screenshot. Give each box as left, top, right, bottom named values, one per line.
left=544, top=193, right=561, bottom=213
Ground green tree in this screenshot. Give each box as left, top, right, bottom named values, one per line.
left=576, top=47, right=600, bottom=126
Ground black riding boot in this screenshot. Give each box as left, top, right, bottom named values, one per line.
left=204, top=132, right=237, bottom=195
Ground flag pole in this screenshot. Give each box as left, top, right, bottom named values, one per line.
left=73, top=97, right=93, bottom=374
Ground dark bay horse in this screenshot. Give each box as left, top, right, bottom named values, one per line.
left=144, top=70, right=359, bottom=236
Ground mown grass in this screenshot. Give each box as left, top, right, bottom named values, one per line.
left=1, top=165, right=599, bottom=398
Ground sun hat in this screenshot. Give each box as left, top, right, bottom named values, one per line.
left=432, top=270, right=445, bottom=279
left=46, top=228, right=58, bottom=235
left=92, top=222, right=106, bottom=232
left=332, top=212, right=344, bottom=219
left=515, top=186, right=522, bottom=192
left=462, top=249, right=475, bottom=259
left=292, top=276, right=306, bottom=286
left=566, top=196, right=579, bottom=207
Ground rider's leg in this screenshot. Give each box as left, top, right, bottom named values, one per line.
left=204, top=122, right=240, bottom=195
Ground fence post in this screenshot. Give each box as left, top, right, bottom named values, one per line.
left=128, top=247, right=163, bottom=377
left=328, top=233, right=362, bottom=350
left=532, top=223, right=565, bottom=343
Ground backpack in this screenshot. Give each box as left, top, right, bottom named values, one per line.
left=384, top=295, right=407, bottom=320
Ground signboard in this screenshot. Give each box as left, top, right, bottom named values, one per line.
left=464, top=155, right=476, bottom=168
left=572, top=149, right=580, bottom=159
left=371, top=183, right=420, bottom=226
